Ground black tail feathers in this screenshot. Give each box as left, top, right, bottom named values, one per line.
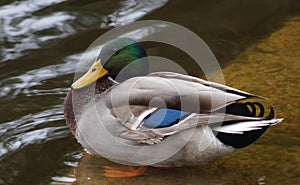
left=214, top=102, right=275, bottom=148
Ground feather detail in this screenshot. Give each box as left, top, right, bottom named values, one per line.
left=118, top=112, right=264, bottom=144
left=144, top=108, right=190, bottom=128
left=213, top=118, right=284, bottom=134
left=148, top=72, right=265, bottom=99
left=131, top=107, right=157, bottom=130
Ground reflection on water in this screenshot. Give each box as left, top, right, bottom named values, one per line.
left=0, top=0, right=299, bottom=184
left=0, top=0, right=71, bottom=61
left=0, top=105, right=66, bottom=160
left=60, top=153, right=272, bottom=185
left=0, top=59, right=76, bottom=99
left=101, top=0, right=168, bottom=28
left=0, top=0, right=168, bottom=62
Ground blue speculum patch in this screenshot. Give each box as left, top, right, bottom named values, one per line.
left=144, top=108, right=190, bottom=128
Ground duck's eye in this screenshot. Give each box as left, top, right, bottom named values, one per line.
left=91, top=68, right=97, bottom=72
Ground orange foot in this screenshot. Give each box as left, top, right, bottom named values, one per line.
left=103, top=166, right=148, bottom=178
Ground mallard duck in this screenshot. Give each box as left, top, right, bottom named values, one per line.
left=64, top=38, right=283, bottom=178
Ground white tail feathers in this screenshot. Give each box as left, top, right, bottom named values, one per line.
left=213, top=118, right=284, bottom=134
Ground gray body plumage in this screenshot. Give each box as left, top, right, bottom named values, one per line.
left=69, top=72, right=282, bottom=166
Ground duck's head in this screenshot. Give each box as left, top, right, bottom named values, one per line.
left=72, top=38, right=148, bottom=90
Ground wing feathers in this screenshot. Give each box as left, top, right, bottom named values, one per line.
left=213, top=118, right=284, bottom=134
left=119, top=113, right=265, bottom=144
left=149, top=72, right=264, bottom=99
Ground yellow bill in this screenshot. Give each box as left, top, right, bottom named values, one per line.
left=71, top=60, right=108, bottom=89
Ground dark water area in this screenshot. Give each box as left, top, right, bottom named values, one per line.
left=0, top=0, right=299, bottom=184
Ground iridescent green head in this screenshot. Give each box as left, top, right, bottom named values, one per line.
left=72, top=38, right=148, bottom=89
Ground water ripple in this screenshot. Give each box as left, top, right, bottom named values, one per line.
left=0, top=105, right=68, bottom=160
left=101, top=0, right=168, bottom=28
left=0, top=0, right=74, bottom=62
left=0, top=56, right=77, bottom=98
left=0, top=0, right=66, bottom=18
left=51, top=175, right=76, bottom=184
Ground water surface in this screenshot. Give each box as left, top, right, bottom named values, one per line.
left=0, top=0, right=299, bottom=184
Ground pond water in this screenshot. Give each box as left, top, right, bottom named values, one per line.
left=0, top=0, right=299, bottom=184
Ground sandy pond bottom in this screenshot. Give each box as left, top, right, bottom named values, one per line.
left=57, top=16, right=300, bottom=185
